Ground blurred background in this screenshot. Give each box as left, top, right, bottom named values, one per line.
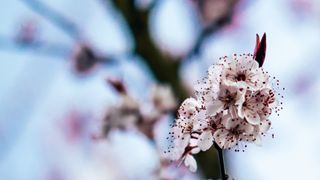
left=1, top=0, right=320, bottom=179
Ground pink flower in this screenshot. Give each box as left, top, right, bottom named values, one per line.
left=221, top=54, right=269, bottom=91
left=168, top=33, right=282, bottom=172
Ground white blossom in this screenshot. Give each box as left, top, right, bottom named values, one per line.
left=238, top=88, right=275, bottom=125
left=221, top=54, right=269, bottom=91
left=172, top=98, right=213, bottom=151
left=150, top=84, right=177, bottom=112
left=213, top=115, right=255, bottom=149
left=206, top=84, right=244, bottom=117
left=102, top=95, right=140, bottom=136
left=184, top=154, right=197, bottom=172
left=168, top=52, right=282, bottom=172
left=166, top=98, right=214, bottom=171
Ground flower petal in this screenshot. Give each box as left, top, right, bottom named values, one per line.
left=206, top=100, right=224, bottom=116
left=224, top=135, right=237, bottom=149
left=229, top=105, right=238, bottom=119
left=221, top=115, right=237, bottom=130
left=254, top=135, right=262, bottom=146
left=244, top=109, right=261, bottom=125
left=178, top=98, right=200, bottom=120
left=259, top=119, right=271, bottom=133
left=198, top=130, right=214, bottom=151
left=213, top=129, right=229, bottom=149
left=191, top=147, right=200, bottom=154
left=237, top=103, right=245, bottom=118
left=239, top=121, right=255, bottom=134
left=184, top=154, right=197, bottom=172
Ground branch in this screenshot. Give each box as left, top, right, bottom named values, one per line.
left=110, top=3, right=224, bottom=178
left=187, top=15, right=232, bottom=58
left=0, top=35, right=70, bottom=57
left=20, top=0, right=82, bottom=41
left=4, top=0, right=117, bottom=72
left=215, top=142, right=228, bottom=180
left=111, top=0, right=188, bottom=101
left=0, top=35, right=116, bottom=73
left=186, top=0, right=238, bottom=58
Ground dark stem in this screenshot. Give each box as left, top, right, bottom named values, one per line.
left=214, top=142, right=228, bottom=180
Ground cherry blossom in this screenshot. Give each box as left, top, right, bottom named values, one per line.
left=150, top=84, right=177, bottom=113
left=221, top=54, right=269, bottom=91
left=237, top=88, right=276, bottom=125
left=168, top=34, right=283, bottom=173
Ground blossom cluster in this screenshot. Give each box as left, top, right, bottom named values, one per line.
left=101, top=80, right=201, bottom=179
left=101, top=79, right=177, bottom=139
left=166, top=52, right=283, bottom=172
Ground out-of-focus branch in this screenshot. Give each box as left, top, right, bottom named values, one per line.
left=0, top=35, right=70, bottom=57
left=0, top=34, right=114, bottom=61
left=20, top=0, right=81, bottom=41
left=111, top=2, right=221, bottom=178
left=111, top=0, right=188, bottom=101
left=187, top=0, right=238, bottom=58
left=187, top=15, right=232, bottom=58
left=8, top=0, right=118, bottom=73
left=0, top=34, right=117, bottom=75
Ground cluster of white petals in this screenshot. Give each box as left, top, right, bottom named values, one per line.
left=102, top=84, right=177, bottom=138
left=167, top=54, right=282, bottom=172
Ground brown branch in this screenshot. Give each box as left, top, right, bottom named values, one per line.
left=186, top=0, right=238, bottom=58
left=111, top=1, right=222, bottom=178
left=186, top=15, right=232, bottom=58
left=111, top=0, right=188, bottom=101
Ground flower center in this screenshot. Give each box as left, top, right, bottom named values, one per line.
left=242, top=102, right=247, bottom=107
left=225, top=95, right=234, bottom=103
left=236, top=73, right=246, bottom=81
left=219, top=89, right=237, bottom=105
left=230, top=124, right=244, bottom=135
left=184, top=124, right=193, bottom=134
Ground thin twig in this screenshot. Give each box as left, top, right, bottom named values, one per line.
left=0, top=35, right=71, bottom=57
left=0, top=35, right=118, bottom=66
left=20, top=0, right=82, bottom=41
left=186, top=0, right=240, bottom=58
left=187, top=16, right=232, bottom=58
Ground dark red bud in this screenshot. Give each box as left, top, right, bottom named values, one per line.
left=253, top=33, right=267, bottom=67
left=73, top=45, right=98, bottom=74
left=106, top=78, right=127, bottom=94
